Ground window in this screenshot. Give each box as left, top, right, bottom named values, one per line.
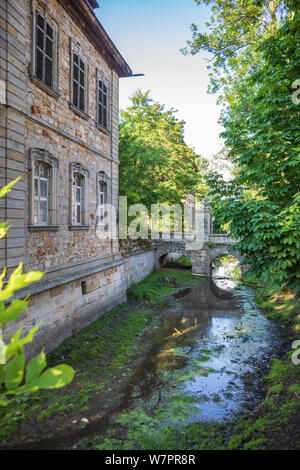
left=96, top=172, right=111, bottom=228
left=69, top=163, right=89, bottom=229
left=69, top=41, right=89, bottom=117
left=98, top=181, right=107, bottom=225
left=98, top=79, right=108, bottom=128
left=34, top=162, right=49, bottom=225
left=32, top=8, right=59, bottom=97
left=28, top=149, right=59, bottom=229
left=35, top=11, right=54, bottom=88
left=72, top=173, right=83, bottom=225
left=72, top=52, right=86, bottom=112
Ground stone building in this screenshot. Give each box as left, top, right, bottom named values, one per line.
left=0, top=0, right=133, bottom=354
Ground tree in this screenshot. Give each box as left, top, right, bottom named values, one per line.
left=119, top=90, right=207, bottom=209
left=207, top=13, right=300, bottom=293
left=183, top=0, right=296, bottom=95
left=0, top=180, right=75, bottom=406
left=206, top=147, right=237, bottom=181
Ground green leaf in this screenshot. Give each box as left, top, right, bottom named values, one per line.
left=5, top=324, right=40, bottom=361
left=0, top=298, right=29, bottom=325
left=32, top=365, right=75, bottom=390
left=0, top=364, right=4, bottom=387
left=0, top=222, right=9, bottom=240
left=0, top=264, right=44, bottom=302
left=0, top=269, right=6, bottom=290
left=25, top=350, right=47, bottom=384
left=0, top=178, right=20, bottom=198
left=4, top=352, right=25, bottom=390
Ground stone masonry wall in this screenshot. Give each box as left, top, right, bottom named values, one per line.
left=1, top=0, right=121, bottom=274
left=120, top=239, right=157, bottom=289
left=3, top=262, right=126, bottom=357
left=0, top=0, right=27, bottom=271
left=0, top=0, right=126, bottom=356
left=123, top=250, right=157, bottom=289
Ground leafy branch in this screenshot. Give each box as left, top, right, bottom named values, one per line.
left=0, top=179, right=75, bottom=406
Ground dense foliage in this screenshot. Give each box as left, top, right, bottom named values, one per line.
left=183, top=0, right=296, bottom=95
left=119, top=90, right=207, bottom=209
left=185, top=1, right=300, bottom=294
left=0, top=180, right=74, bottom=406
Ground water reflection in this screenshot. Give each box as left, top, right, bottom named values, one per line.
left=211, top=255, right=241, bottom=291
left=140, top=279, right=283, bottom=421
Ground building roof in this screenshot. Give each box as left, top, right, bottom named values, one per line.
left=85, top=0, right=99, bottom=8
left=60, top=0, right=132, bottom=78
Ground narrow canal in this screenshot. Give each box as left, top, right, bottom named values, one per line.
left=72, top=259, right=284, bottom=450
left=6, top=259, right=284, bottom=450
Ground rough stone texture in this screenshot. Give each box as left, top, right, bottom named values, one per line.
left=1, top=0, right=123, bottom=274
left=3, top=262, right=126, bottom=357
left=0, top=0, right=27, bottom=271
left=0, top=0, right=128, bottom=356
left=123, top=250, right=156, bottom=289
left=0, top=0, right=244, bottom=357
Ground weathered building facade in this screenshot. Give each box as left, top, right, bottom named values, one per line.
left=0, top=0, right=133, bottom=354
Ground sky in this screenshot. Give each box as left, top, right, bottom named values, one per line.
left=95, top=0, right=224, bottom=159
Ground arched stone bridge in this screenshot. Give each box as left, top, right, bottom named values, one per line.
left=153, top=203, right=244, bottom=277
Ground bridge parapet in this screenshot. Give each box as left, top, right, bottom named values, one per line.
left=209, top=234, right=237, bottom=245
left=153, top=233, right=243, bottom=277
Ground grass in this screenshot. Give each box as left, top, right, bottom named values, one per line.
left=164, top=256, right=192, bottom=270
left=0, top=268, right=202, bottom=445
left=88, top=279, right=300, bottom=451
left=174, top=256, right=193, bottom=269
left=223, top=283, right=300, bottom=450
left=1, top=269, right=299, bottom=450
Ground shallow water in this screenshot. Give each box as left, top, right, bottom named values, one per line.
left=67, top=275, right=284, bottom=450
left=121, top=279, right=283, bottom=424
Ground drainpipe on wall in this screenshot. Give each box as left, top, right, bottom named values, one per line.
left=3, top=0, right=8, bottom=273
left=110, top=67, right=113, bottom=254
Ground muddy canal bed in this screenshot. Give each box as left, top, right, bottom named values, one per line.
left=142, top=282, right=283, bottom=421
left=1, top=271, right=285, bottom=450
left=74, top=278, right=284, bottom=450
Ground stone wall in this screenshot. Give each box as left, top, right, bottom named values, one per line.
left=123, top=250, right=157, bottom=289
left=0, top=0, right=27, bottom=271
left=120, top=239, right=157, bottom=289
left=1, top=0, right=123, bottom=274
left=3, top=261, right=126, bottom=357
left=0, top=0, right=130, bottom=357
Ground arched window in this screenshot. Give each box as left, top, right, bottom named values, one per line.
left=96, top=172, right=111, bottom=227
left=72, top=173, right=83, bottom=225
left=98, top=180, right=107, bottom=225
left=34, top=161, right=50, bottom=225
left=69, top=163, right=89, bottom=229
left=29, top=149, right=59, bottom=229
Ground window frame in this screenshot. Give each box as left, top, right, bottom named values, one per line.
left=69, top=39, right=89, bottom=119
left=96, top=172, right=111, bottom=228
left=28, top=149, right=59, bottom=230
left=72, top=173, right=83, bottom=226
left=31, top=5, right=59, bottom=98
left=34, top=161, right=49, bottom=226
left=96, top=69, right=111, bottom=132
left=69, top=163, right=89, bottom=230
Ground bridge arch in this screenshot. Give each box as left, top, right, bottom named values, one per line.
left=153, top=200, right=246, bottom=277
